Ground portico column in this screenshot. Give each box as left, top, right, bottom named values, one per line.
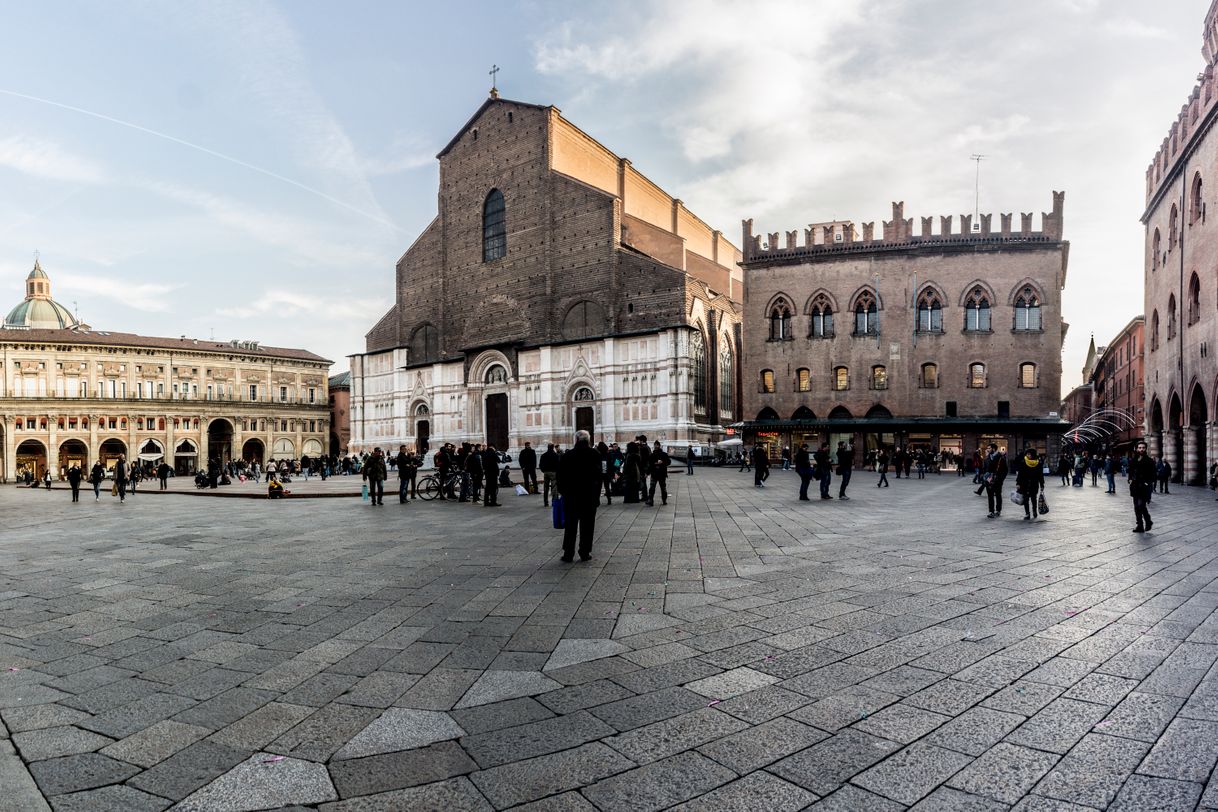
left=48, top=419, right=59, bottom=479
left=1147, top=431, right=1161, bottom=462
left=1164, top=429, right=1181, bottom=480
left=4, top=421, right=15, bottom=482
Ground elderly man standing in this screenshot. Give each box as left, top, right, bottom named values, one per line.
left=558, top=430, right=603, bottom=562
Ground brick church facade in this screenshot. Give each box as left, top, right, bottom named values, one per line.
left=738, top=195, right=1069, bottom=463
left=1143, top=0, right=1218, bottom=485
left=349, top=92, right=742, bottom=455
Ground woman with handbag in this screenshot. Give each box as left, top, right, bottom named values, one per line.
left=1015, top=448, right=1045, bottom=521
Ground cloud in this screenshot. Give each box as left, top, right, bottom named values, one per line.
left=55, top=272, right=177, bottom=313
left=1102, top=18, right=1169, bottom=39
left=216, top=289, right=388, bottom=322
left=169, top=2, right=394, bottom=227
left=0, top=135, right=109, bottom=184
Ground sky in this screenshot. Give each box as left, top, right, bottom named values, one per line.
left=0, top=0, right=1207, bottom=394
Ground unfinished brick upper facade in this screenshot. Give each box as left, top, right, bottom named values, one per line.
left=352, top=93, right=742, bottom=453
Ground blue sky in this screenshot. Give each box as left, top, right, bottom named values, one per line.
left=0, top=0, right=1206, bottom=392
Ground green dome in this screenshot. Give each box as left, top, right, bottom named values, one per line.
left=5, top=297, right=77, bottom=329
left=3, top=259, right=80, bottom=330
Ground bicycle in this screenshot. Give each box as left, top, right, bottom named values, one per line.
left=416, top=471, right=463, bottom=500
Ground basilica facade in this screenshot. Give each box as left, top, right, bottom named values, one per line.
left=0, top=261, right=332, bottom=481
left=349, top=92, right=742, bottom=455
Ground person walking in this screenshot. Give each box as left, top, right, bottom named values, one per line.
left=647, top=441, right=671, bottom=506
left=540, top=443, right=561, bottom=507
left=482, top=445, right=501, bottom=507
left=1104, top=453, right=1116, bottom=494
left=1130, top=440, right=1156, bottom=532
left=67, top=464, right=82, bottom=502
left=558, top=430, right=603, bottom=562
left=781, top=446, right=792, bottom=471
left=836, top=441, right=854, bottom=500
left=877, top=447, right=890, bottom=487
left=814, top=442, right=833, bottom=499
left=1156, top=458, right=1171, bottom=494
left=43, top=469, right=52, bottom=490
left=362, top=447, right=387, bottom=506
left=518, top=442, right=538, bottom=495
left=752, top=443, right=770, bottom=488
left=128, top=464, right=139, bottom=498
left=467, top=444, right=484, bottom=504
left=984, top=443, right=1008, bottom=518
left=1015, top=448, right=1045, bottom=521
left=636, top=435, right=651, bottom=503
left=158, top=461, right=170, bottom=490
left=90, top=461, right=105, bottom=501
left=395, top=445, right=412, bottom=504
left=114, top=454, right=128, bottom=503
left=686, top=446, right=695, bottom=475
left=597, top=442, right=614, bottom=506
left=622, top=442, right=642, bottom=503
left=795, top=443, right=813, bottom=501
left=739, top=449, right=751, bottom=473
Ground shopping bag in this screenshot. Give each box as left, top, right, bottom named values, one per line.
left=515, top=484, right=528, bottom=496
left=1037, top=493, right=1049, bottom=515
left=361, top=482, right=369, bottom=501
left=111, top=481, right=118, bottom=496
left=1010, top=490, right=1025, bottom=506
left=552, top=496, right=565, bottom=529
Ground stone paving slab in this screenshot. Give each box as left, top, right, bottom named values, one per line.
left=2, top=469, right=1218, bottom=809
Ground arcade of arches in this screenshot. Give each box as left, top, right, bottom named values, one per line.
left=1147, top=383, right=1213, bottom=486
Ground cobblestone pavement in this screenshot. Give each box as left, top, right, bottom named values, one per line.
left=2, top=467, right=1218, bottom=811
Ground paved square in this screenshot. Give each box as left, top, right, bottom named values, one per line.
left=2, top=468, right=1217, bottom=810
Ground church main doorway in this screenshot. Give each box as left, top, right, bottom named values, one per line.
left=575, top=406, right=594, bottom=438
left=486, top=393, right=509, bottom=451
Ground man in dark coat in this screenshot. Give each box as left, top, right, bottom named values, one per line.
left=984, top=443, right=1008, bottom=518
left=115, top=454, right=128, bottom=503
left=636, top=435, right=651, bottom=502
left=647, top=441, right=671, bottom=506
left=519, top=442, right=538, bottom=494
left=751, top=443, right=769, bottom=487
left=795, top=443, right=813, bottom=501
left=1130, top=440, right=1157, bottom=532
left=482, top=445, right=501, bottom=507
left=558, top=430, right=602, bottom=561
left=157, top=461, right=171, bottom=490
left=395, top=445, right=412, bottom=504
left=814, top=442, right=833, bottom=499
left=466, top=444, right=484, bottom=503
left=540, top=443, right=561, bottom=506
left=836, top=441, right=854, bottom=500
left=362, top=448, right=387, bottom=506
left=434, top=444, right=451, bottom=500
left=67, top=464, right=82, bottom=502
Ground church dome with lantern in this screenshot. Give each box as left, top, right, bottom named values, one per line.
left=3, top=259, right=81, bottom=330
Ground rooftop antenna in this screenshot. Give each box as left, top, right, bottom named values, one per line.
left=970, top=154, right=986, bottom=232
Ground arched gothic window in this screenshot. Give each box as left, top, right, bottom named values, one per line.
left=1192, top=172, right=1204, bottom=224
left=719, top=342, right=733, bottom=417
left=796, top=368, right=811, bottom=392
left=485, top=364, right=508, bottom=384
left=760, top=369, right=776, bottom=393
left=1150, top=310, right=1160, bottom=351
left=809, top=295, right=834, bottom=338
left=1013, top=287, right=1041, bottom=331
left=690, top=330, right=707, bottom=415
left=1188, top=273, right=1201, bottom=326
left=1020, top=362, right=1038, bottom=388
left=853, top=292, right=878, bottom=335
left=969, top=363, right=987, bottom=388
left=920, top=363, right=938, bottom=389
left=1152, top=228, right=1161, bottom=271
left=833, top=366, right=849, bottom=391
left=1169, top=204, right=1178, bottom=250
left=769, top=298, right=793, bottom=340
left=482, top=189, right=506, bottom=262
left=1167, top=294, right=1177, bottom=339
left=871, top=365, right=888, bottom=390
left=916, top=290, right=943, bottom=332
left=964, top=287, right=991, bottom=331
